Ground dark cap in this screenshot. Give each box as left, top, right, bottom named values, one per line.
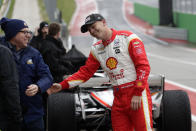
left=81, top=13, right=104, bottom=33
left=0, top=17, right=28, bottom=40
left=38, top=21, right=48, bottom=35
left=39, top=21, right=48, bottom=30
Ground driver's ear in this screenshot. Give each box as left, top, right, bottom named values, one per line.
left=102, top=19, right=107, bottom=26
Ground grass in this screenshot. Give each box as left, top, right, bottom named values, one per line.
left=37, top=0, right=49, bottom=22
left=7, top=0, right=15, bottom=18
left=37, top=0, right=76, bottom=25
left=56, top=0, right=76, bottom=25
left=0, top=0, right=76, bottom=34
left=0, top=0, right=3, bottom=9
left=0, top=0, right=15, bottom=34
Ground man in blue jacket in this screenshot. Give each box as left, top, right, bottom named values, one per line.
left=0, top=17, right=53, bottom=131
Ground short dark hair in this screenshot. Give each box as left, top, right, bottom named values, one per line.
left=48, top=23, right=60, bottom=36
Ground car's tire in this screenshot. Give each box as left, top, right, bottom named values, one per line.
left=47, top=91, right=76, bottom=131
left=162, top=90, right=191, bottom=131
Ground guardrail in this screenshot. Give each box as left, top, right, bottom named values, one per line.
left=153, top=25, right=187, bottom=40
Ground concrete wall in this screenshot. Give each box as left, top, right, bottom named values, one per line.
left=134, top=3, right=196, bottom=43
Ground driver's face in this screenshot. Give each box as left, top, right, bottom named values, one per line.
left=88, top=20, right=106, bottom=40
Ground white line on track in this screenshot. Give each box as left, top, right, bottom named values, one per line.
left=148, top=53, right=196, bottom=66
left=166, top=79, right=196, bottom=93
left=174, top=46, right=196, bottom=53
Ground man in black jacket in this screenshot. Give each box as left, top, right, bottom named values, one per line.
left=39, top=23, right=72, bottom=129
left=30, top=21, right=49, bottom=52
left=40, top=22, right=73, bottom=83
left=0, top=44, right=22, bottom=131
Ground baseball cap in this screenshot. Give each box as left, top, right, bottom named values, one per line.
left=80, top=13, right=104, bottom=33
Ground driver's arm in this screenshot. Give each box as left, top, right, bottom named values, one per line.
left=128, top=37, right=150, bottom=96
left=60, top=52, right=100, bottom=89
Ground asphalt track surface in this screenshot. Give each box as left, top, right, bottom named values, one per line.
left=12, top=0, right=42, bottom=32
left=69, top=0, right=196, bottom=130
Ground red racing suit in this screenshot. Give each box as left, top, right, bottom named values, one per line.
left=60, top=29, right=153, bottom=131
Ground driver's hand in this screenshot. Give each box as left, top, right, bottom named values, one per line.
left=47, top=83, right=62, bottom=95
left=131, top=95, right=142, bottom=110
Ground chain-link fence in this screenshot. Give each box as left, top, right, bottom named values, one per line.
left=173, top=0, right=196, bottom=14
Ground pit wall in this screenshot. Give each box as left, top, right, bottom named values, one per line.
left=134, top=3, right=196, bottom=43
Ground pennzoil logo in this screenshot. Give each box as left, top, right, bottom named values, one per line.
left=98, top=47, right=104, bottom=51
left=106, top=57, right=118, bottom=70
left=109, top=69, right=124, bottom=80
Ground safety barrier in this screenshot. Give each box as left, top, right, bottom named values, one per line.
left=134, top=1, right=196, bottom=43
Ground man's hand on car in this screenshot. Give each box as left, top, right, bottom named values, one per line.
left=131, top=95, right=142, bottom=110
left=47, top=83, right=62, bottom=95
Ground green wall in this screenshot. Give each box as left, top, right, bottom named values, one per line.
left=174, top=13, right=196, bottom=43
left=134, top=3, right=159, bottom=25
left=134, top=3, right=196, bottom=43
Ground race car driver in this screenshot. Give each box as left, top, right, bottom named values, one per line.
left=48, top=13, right=153, bottom=131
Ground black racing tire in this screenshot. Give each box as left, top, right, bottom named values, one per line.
left=162, top=90, right=191, bottom=131
left=47, top=91, right=76, bottom=131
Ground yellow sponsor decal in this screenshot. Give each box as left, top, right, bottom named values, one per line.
left=137, top=81, right=142, bottom=86
left=24, top=22, right=28, bottom=26
left=27, top=59, right=33, bottom=64
left=106, top=57, right=118, bottom=70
